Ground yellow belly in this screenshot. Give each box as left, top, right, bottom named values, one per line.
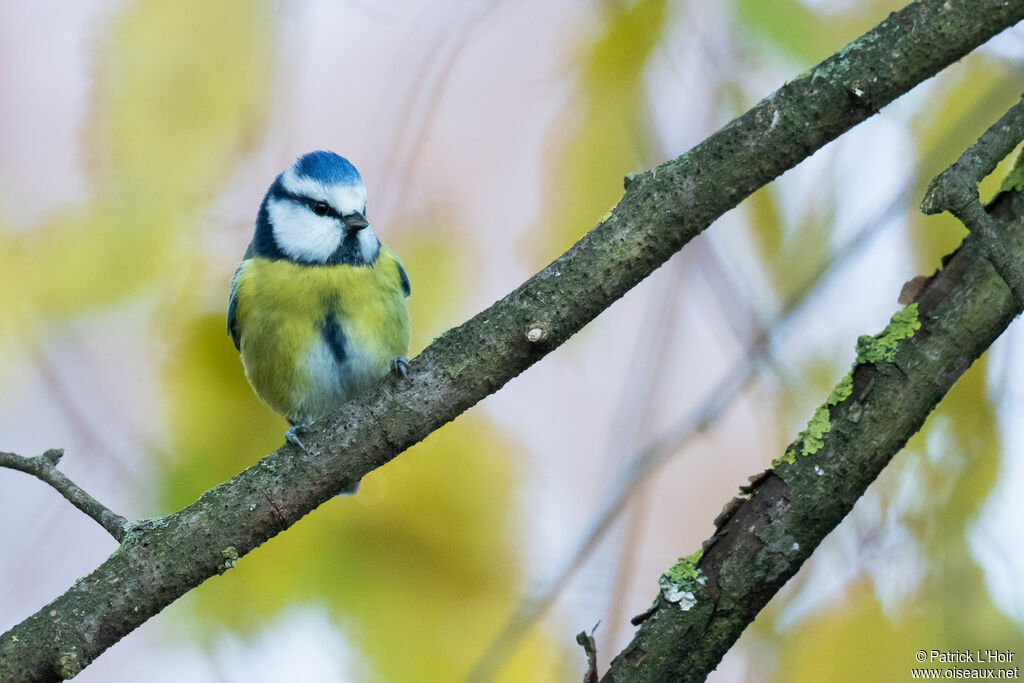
left=233, top=248, right=410, bottom=424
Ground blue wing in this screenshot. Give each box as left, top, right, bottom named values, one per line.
left=397, top=262, right=411, bottom=298
left=227, top=259, right=248, bottom=350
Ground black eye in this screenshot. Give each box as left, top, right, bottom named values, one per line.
left=312, top=201, right=330, bottom=217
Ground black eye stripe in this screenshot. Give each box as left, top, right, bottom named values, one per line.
left=310, top=200, right=336, bottom=218
left=273, top=185, right=350, bottom=220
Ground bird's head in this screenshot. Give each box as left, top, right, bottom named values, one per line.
left=253, top=151, right=379, bottom=265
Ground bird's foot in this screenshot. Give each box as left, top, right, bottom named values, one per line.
left=285, top=423, right=309, bottom=451
left=338, top=479, right=361, bottom=496
left=389, top=356, right=411, bottom=381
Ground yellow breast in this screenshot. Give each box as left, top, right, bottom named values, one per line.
left=233, top=246, right=411, bottom=423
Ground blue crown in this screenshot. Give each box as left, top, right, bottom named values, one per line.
left=293, top=150, right=362, bottom=186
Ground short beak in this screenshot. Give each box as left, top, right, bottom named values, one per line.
left=343, top=212, right=369, bottom=233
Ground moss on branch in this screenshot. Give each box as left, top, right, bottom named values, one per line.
left=3, top=0, right=1024, bottom=680
left=601, top=144, right=1024, bottom=683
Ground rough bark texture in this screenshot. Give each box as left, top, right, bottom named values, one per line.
left=601, top=171, right=1024, bottom=680
left=1, top=1, right=1022, bottom=680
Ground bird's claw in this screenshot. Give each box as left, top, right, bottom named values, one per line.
left=285, top=424, right=308, bottom=451
left=389, top=356, right=411, bottom=381
left=338, top=479, right=361, bottom=496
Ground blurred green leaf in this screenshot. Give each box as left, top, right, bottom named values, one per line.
left=732, top=0, right=832, bottom=64
left=0, top=0, right=273, bottom=363
left=732, top=0, right=911, bottom=66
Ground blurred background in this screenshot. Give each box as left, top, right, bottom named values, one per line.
left=2, top=1, right=1024, bottom=681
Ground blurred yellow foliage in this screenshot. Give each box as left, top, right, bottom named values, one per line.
left=136, top=0, right=572, bottom=672
left=528, top=0, right=666, bottom=263
left=88, top=0, right=271, bottom=206
left=0, top=0, right=271, bottom=340
left=5, top=0, right=1022, bottom=678
left=745, top=184, right=831, bottom=301
left=160, top=312, right=570, bottom=678
left=390, top=221, right=473, bottom=354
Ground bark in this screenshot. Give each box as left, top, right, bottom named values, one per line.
left=1, top=1, right=1022, bottom=680
left=601, top=104, right=1024, bottom=681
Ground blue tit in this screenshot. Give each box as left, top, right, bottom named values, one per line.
left=228, top=151, right=411, bottom=449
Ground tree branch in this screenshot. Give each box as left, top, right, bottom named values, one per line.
left=601, top=102, right=1024, bottom=683
left=578, top=626, right=600, bottom=683
left=466, top=158, right=916, bottom=682
left=2, top=1, right=1022, bottom=680
left=922, top=95, right=1024, bottom=302
left=0, top=449, right=127, bottom=542
left=466, top=76, right=1020, bottom=680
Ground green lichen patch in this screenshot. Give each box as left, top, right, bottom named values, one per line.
left=659, top=549, right=705, bottom=611
left=826, top=372, right=853, bottom=405
left=799, top=406, right=832, bottom=455
left=773, top=370, right=855, bottom=467
left=773, top=451, right=795, bottom=467
left=217, top=546, right=239, bottom=574
left=663, top=549, right=703, bottom=586
left=855, top=303, right=921, bottom=365
left=773, top=305, right=921, bottom=469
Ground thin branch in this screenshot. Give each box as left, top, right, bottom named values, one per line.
left=577, top=625, right=600, bottom=683
left=922, top=94, right=1024, bottom=302
left=0, top=449, right=127, bottom=542
left=2, top=1, right=1022, bottom=680
left=601, top=102, right=1024, bottom=683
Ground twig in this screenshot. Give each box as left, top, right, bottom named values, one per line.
left=576, top=623, right=600, bottom=683
left=922, top=94, right=1024, bottom=303
left=0, top=449, right=128, bottom=542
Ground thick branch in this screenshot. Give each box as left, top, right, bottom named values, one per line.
left=0, top=449, right=127, bottom=542
left=2, top=1, right=1022, bottom=680
left=602, top=108, right=1024, bottom=683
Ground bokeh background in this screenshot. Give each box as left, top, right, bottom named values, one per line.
left=2, top=1, right=1024, bottom=681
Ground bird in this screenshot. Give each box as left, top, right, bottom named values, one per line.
left=228, top=151, right=411, bottom=451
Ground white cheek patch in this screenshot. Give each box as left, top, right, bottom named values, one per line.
left=268, top=198, right=341, bottom=262
left=355, top=227, right=380, bottom=263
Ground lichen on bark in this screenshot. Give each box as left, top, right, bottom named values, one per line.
left=4, top=1, right=1024, bottom=681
